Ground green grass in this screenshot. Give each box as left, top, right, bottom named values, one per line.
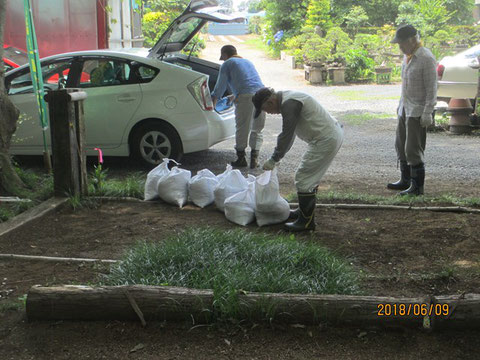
left=0, top=168, right=53, bottom=222
left=103, top=227, right=359, bottom=323
left=244, top=36, right=279, bottom=58
left=341, top=113, right=393, bottom=126
left=0, top=294, right=27, bottom=314
left=88, top=172, right=145, bottom=199
left=332, top=89, right=398, bottom=101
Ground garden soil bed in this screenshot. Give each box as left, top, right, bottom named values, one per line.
left=1, top=200, right=480, bottom=359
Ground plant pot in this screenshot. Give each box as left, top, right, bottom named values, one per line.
left=304, top=64, right=326, bottom=84
left=375, top=66, right=392, bottom=84
left=328, top=67, right=346, bottom=85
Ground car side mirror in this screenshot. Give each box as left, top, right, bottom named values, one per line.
left=468, top=58, right=480, bottom=70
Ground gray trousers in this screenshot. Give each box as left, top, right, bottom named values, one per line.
left=295, top=123, right=344, bottom=193
left=395, top=109, right=426, bottom=166
left=234, top=93, right=265, bottom=152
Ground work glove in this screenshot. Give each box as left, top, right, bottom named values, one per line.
left=226, top=94, right=235, bottom=105
left=420, top=112, right=433, bottom=128
left=262, top=158, right=277, bottom=171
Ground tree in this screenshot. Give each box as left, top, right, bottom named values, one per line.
left=305, top=0, right=333, bottom=34
left=0, top=0, right=25, bottom=195
left=218, top=0, right=233, bottom=13
left=263, top=0, right=309, bottom=35
left=362, top=0, right=402, bottom=26
left=344, top=5, right=369, bottom=36
left=396, top=0, right=454, bottom=38
left=444, top=0, right=474, bottom=25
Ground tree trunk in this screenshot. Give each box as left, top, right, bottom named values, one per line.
left=26, top=285, right=480, bottom=329
left=0, top=0, right=25, bottom=195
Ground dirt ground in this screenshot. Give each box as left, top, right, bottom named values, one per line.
left=1, top=200, right=480, bottom=359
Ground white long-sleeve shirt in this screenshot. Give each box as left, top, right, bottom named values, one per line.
left=397, top=46, right=438, bottom=118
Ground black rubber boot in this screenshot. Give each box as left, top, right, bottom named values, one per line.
left=399, top=163, right=425, bottom=196
left=288, top=186, right=317, bottom=221
left=231, top=150, right=247, bottom=168
left=387, top=161, right=410, bottom=190
left=284, top=192, right=316, bottom=232
left=250, top=150, right=259, bottom=169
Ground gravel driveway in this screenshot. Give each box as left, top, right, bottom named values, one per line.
left=180, top=35, right=480, bottom=198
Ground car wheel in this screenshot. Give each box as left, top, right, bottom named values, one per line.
left=131, top=122, right=182, bottom=167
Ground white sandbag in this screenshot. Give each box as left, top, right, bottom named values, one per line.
left=188, top=169, right=218, bottom=208
left=255, top=169, right=290, bottom=227
left=157, top=166, right=191, bottom=208
left=217, top=164, right=232, bottom=182
left=214, top=166, right=248, bottom=212
left=144, top=159, right=171, bottom=201
left=224, top=182, right=255, bottom=226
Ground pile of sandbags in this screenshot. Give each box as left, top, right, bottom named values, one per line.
left=144, top=161, right=290, bottom=227
left=144, top=159, right=191, bottom=207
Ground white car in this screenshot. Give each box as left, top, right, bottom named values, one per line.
left=437, top=44, right=480, bottom=103
left=5, top=1, right=241, bottom=166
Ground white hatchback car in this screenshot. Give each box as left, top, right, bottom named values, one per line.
left=437, top=44, right=480, bottom=103
left=5, top=1, right=240, bottom=166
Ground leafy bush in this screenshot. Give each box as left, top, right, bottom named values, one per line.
left=325, top=26, right=352, bottom=60
left=142, top=11, right=171, bottom=48
left=248, top=15, right=264, bottom=34
left=344, top=48, right=375, bottom=82
left=304, top=34, right=333, bottom=64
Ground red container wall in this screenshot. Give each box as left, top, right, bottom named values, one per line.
left=4, top=0, right=99, bottom=57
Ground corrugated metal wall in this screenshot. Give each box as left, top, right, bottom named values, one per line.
left=4, top=0, right=99, bottom=57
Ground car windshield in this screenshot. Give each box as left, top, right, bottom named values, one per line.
left=3, top=46, right=28, bottom=65
left=461, top=45, right=480, bottom=59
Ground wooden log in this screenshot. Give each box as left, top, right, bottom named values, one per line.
left=26, top=285, right=480, bottom=329
left=288, top=203, right=480, bottom=214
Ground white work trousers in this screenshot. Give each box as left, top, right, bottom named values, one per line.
left=295, top=123, right=344, bottom=193
left=234, top=93, right=266, bottom=152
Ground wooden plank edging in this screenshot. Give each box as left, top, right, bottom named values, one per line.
left=26, top=285, right=480, bottom=329
left=0, top=197, right=68, bottom=238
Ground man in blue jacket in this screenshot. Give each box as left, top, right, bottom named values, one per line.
left=211, top=45, right=265, bottom=168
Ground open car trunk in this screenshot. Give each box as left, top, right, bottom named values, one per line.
left=148, top=1, right=243, bottom=106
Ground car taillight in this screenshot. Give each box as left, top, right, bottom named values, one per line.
left=437, top=64, right=445, bottom=79
left=188, top=77, right=213, bottom=111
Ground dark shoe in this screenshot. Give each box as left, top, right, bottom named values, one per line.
left=250, top=150, right=259, bottom=169
left=284, top=192, right=316, bottom=232
left=399, top=163, right=425, bottom=196
left=387, top=161, right=410, bottom=190
left=231, top=150, right=247, bottom=168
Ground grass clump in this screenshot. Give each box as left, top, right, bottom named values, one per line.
left=0, top=167, right=53, bottom=222
left=88, top=171, right=145, bottom=199
left=331, top=89, right=398, bottom=101
left=341, top=113, right=393, bottom=126
left=104, top=227, right=359, bottom=322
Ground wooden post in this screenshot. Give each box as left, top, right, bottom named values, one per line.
left=44, top=89, right=88, bottom=197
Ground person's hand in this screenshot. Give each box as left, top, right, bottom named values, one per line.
left=420, top=113, right=433, bottom=127
left=262, top=158, right=277, bottom=171
left=226, top=94, right=235, bottom=105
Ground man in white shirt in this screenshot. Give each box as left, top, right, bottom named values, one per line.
left=387, top=25, right=437, bottom=196
left=252, top=88, right=343, bottom=232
